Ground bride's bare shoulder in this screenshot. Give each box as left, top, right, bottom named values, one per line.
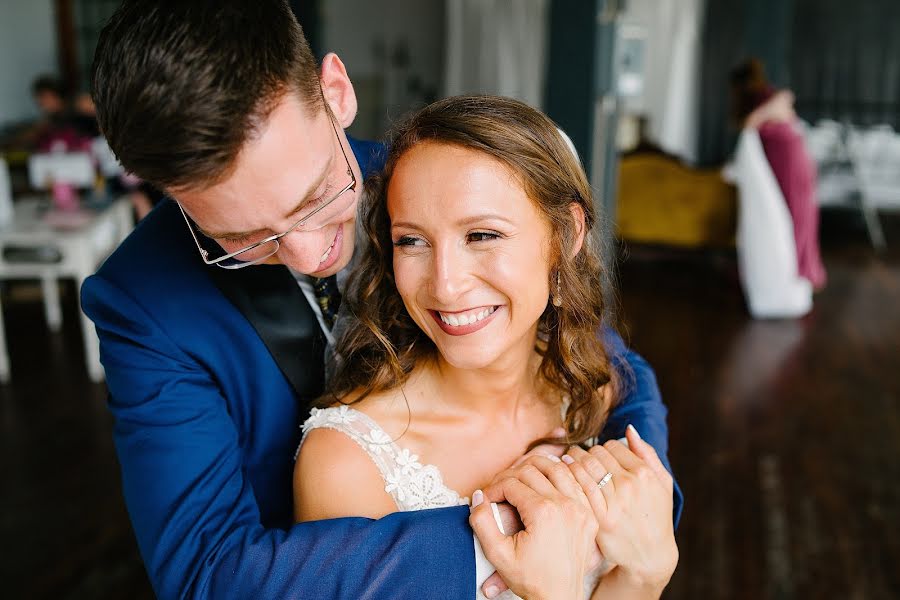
left=293, top=408, right=398, bottom=523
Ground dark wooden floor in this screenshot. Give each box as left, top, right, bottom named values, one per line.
left=1, top=212, right=898, bottom=599
left=620, top=212, right=900, bottom=600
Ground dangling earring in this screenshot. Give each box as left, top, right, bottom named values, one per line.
left=553, top=270, right=562, bottom=307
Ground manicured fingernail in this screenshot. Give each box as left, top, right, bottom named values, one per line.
left=627, top=423, right=641, bottom=439
left=561, top=454, right=575, bottom=465
left=485, top=585, right=500, bottom=598
left=546, top=454, right=562, bottom=463
left=552, top=427, right=566, bottom=437
left=472, top=489, right=484, bottom=507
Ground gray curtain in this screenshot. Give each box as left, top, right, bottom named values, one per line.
left=696, top=0, right=900, bottom=166
left=790, top=0, right=900, bottom=128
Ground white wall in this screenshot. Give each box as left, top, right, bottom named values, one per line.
left=444, top=0, right=549, bottom=110
left=321, top=0, right=445, bottom=137
left=620, top=0, right=705, bottom=163
left=0, top=0, right=58, bottom=127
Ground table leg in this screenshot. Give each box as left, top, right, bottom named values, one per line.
left=71, top=244, right=105, bottom=383
left=41, top=274, right=62, bottom=332
left=78, top=290, right=105, bottom=382
left=0, top=293, right=9, bottom=383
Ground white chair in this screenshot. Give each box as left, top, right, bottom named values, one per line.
left=800, top=120, right=887, bottom=250
left=91, top=136, right=125, bottom=178
left=0, top=158, right=12, bottom=228
left=27, top=151, right=96, bottom=190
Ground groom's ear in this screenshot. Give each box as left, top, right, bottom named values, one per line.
left=319, top=53, right=357, bottom=129
left=567, top=202, right=587, bottom=258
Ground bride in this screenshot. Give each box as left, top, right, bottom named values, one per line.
left=294, top=95, right=677, bottom=599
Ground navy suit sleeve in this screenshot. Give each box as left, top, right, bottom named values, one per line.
left=599, top=329, right=684, bottom=528
left=82, top=274, right=475, bottom=600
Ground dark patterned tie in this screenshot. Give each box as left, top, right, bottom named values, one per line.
left=312, top=274, right=341, bottom=330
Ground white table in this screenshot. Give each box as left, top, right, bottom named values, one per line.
left=0, top=196, right=132, bottom=382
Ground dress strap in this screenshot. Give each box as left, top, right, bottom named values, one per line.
left=298, top=406, right=402, bottom=488
left=298, top=405, right=466, bottom=511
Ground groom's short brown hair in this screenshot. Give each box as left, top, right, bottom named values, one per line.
left=92, top=0, right=322, bottom=191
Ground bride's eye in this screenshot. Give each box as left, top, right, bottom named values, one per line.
left=393, top=235, right=426, bottom=247
left=467, top=231, right=501, bottom=243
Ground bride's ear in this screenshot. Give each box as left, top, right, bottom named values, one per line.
left=567, top=202, right=587, bottom=258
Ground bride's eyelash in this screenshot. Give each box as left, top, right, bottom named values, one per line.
left=393, top=231, right=504, bottom=246
left=393, top=235, right=424, bottom=247
left=467, top=231, right=502, bottom=242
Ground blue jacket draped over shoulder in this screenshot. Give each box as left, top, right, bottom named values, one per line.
left=82, top=138, right=682, bottom=599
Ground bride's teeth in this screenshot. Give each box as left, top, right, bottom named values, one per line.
left=439, top=307, right=498, bottom=327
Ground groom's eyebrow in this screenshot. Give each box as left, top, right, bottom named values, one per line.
left=198, top=166, right=331, bottom=240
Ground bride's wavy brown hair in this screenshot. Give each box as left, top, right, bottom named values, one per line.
left=324, top=95, right=619, bottom=449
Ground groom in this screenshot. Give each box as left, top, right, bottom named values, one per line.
left=83, top=1, right=682, bottom=598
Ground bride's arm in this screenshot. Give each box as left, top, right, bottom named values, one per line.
left=590, top=568, right=668, bottom=600
left=293, top=428, right=398, bottom=522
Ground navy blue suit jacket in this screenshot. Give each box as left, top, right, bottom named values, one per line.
left=82, top=138, right=682, bottom=599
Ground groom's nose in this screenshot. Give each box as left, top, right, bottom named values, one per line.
left=275, top=230, right=326, bottom=273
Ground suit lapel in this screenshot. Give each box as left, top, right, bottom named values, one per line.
left=209, top=264, right=326, bottom=402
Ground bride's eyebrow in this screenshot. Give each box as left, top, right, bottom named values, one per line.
left=391, top=213, right=514, bottom=231
left=391, top=212, right=515, bottom=229
left=454, top=213, right=514, bottom=227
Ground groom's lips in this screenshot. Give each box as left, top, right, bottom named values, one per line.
left=313, top=224, right=343, bottom=273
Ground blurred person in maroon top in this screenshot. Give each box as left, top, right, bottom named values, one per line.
left=730, top=59, right=827, bottom=290
left=28, top=76, right=99, bottom=153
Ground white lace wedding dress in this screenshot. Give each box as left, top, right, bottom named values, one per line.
left=298, top=405, right=601, bottom=600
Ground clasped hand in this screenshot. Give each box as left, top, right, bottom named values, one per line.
left=470, top=426, right=677, bottom=599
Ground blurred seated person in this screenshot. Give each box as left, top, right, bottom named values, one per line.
left=730, top=59, right=827, bottom=290
left=29, top=76, right=158, bottom=218
left=7, top=75, right=99, bottom=156
left=71, top=91, right=101, bottom=139
left=27, top=75, right=99, bottom=153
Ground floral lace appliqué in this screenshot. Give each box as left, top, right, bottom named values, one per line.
left=297, top=406, right=467, bottom=511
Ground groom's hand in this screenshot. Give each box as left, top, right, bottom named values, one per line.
left=470, top=457, right=598, bottom=600
left=477, top=502, right=521, bottom=598
left=478, top=429, right=567, bottom=597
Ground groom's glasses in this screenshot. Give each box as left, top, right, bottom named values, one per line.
left=177, top=114, right=357, bottom=270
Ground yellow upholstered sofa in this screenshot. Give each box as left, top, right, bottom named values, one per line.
left=616, top=150, right=737, bottom=248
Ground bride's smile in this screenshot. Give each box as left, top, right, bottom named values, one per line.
left=430, top=305, right=500, bottom=335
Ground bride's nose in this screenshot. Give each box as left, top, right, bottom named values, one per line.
left=428, top=243, right=471, bottom=303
